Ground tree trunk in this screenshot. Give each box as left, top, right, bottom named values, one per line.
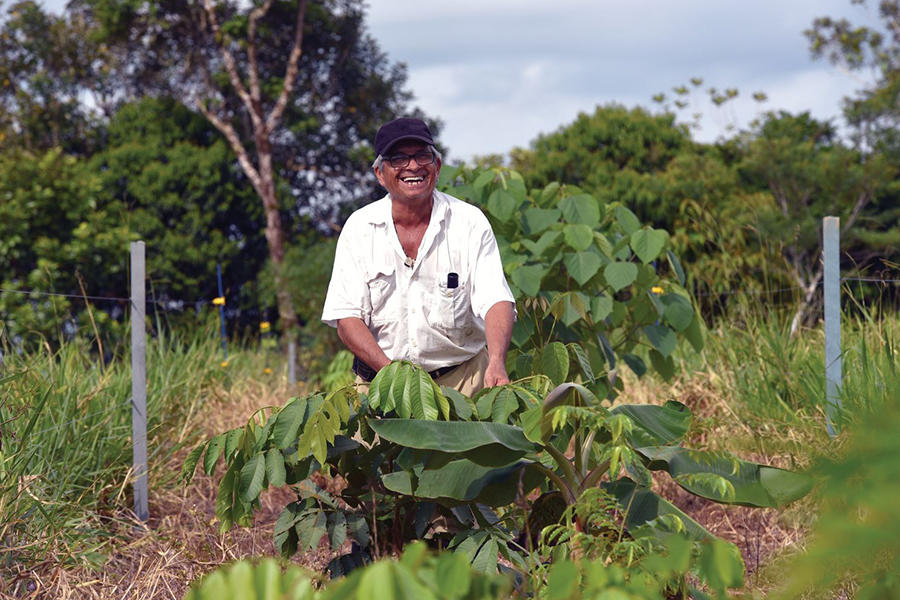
left=196, top=0, right=308, bottom=352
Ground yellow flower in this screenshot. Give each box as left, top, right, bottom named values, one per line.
left=260, top=321, right=271, bottom=331
left=651, top=286, right=664, bottom=294
left=263, top=367, right=272, bottom=374
left=220, top=360, right=229, bottom=367
left=212, top=296, right=226, bottom=306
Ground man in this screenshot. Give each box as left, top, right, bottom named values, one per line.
left=321, top=117, right=516, bottom=396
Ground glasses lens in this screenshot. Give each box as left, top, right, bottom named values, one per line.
left=413, top=151, right=435, bottom=166
left=387, top=151, right=434, bottom=169
left=388, top=154, right=409, bottom=168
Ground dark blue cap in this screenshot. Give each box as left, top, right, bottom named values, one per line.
left=374, top=118, right=435, bottom=156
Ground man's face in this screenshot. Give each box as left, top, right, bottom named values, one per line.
left=374, top=141, right=441, bottom=206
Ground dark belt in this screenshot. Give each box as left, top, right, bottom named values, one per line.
left=352, top=356, right=460, bottom=382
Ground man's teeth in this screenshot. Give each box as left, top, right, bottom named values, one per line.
left=401, top=177, right=424, bottom=183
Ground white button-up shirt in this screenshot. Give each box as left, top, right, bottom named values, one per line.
left=322, top=190, right=515, bottom=372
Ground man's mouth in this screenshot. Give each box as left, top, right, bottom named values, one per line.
left=400, top=176, right=425, bottom=185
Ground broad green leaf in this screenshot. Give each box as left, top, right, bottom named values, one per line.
left=474, top=387, right=500, bottom=421
left=564, top=252, right=602, bottom=285
left=369, top=419, right=536, bottom=453
left=559, top=193, right=600, bottom=227
left=699, top=537, right=745, bottom=591
left=523, top=207, right=561, bottom=234
left=510, top=317, right=535, bottom=349
left=621, top=353, right=646, bottom=377
left=604, top=262, right=638, bottom=292
left=510, top=264, right=547, bottom=297
left=297, top=509, right=327, bottom=551
left=273, top=397, right=307, bottom=449
left=239, top=451, right=266, bottom=502
left=454, top=532, right=500, bottom=574
left=563, top=223, right=594, bottom=251
left=274, top=504, right=301, bottom=556
left=443, top=386, right=474, bottom=420
left=435, top=551, right=471, bottom=599
left=550, top=292, right=588, bottom=327
left=520, top=230, right=561, bottom=258
left=644, top=324, right=677, bottom=357
left=473, top=169, right=496, bottom=193
left=265, top=448, right=286, bottom=487
left=216, top=465, right=238, bottom=532
left=568, top=342, right=595, bottom=383
left=487, top=188, right=518, bottom=223
left=539, top=181, right=561, bottom=206
left=637, top=446, right=813, bottom=507
left=648, top=348, right=676, bottom=380
left=224, top=428, right=243, bottom=460
left=328, top=511, right=347, bottom=551
left=382, top=458, right=540, bottom=505
left=615, top=205, right=641, bottom=234
left=541, top=341, right=570, bottom=385
left=630, top=229, right=669, bottom=264
left=684, top=314, right=705, bottom=352
left=404, top=367, right=440, bottom=420
left=611, top=400, right=691, bottom=447
left=591, top=294, right=613, bottom=322
left=226, top=561, right=254, bottom=599
left=547, top=560, right=579, bottom=600
left=602, top=478, right=714, bottom=542
left=660, top=293, right=694, bottom=331
left=204, top=434, right=225, bottom=475
left=181, top=443, right=204, bottom=484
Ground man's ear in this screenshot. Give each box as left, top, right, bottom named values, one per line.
left=374, top=166, right=386, bottom=187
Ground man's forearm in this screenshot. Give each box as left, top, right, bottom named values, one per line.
left=484, top=301, right=515, bottom=365
left=336, top=317, right=391, bottom=371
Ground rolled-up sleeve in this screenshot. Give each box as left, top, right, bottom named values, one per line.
left=322, top=218, right=369, bottom=328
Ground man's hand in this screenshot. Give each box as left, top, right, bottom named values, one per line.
left=484, top=358, right=510, bottom=387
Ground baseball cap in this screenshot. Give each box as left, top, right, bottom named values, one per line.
left=374, top=118, right=435, bottom=156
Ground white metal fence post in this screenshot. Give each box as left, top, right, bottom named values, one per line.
left=823, top=217, right=842, bottom=438
left=130, top=241, right=149, bottom=521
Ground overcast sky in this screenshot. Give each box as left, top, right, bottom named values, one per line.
left=364, top=0, right=879, bottom=163
left=36, top=0, right=880, bottom=163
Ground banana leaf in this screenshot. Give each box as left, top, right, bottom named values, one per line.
left=368, top=419, right=537, bottom=453
left=636, top=445, right=813, bottom=507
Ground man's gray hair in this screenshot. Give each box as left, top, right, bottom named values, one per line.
left=372, top=145, right=442, bottom=171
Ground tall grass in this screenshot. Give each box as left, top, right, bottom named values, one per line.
left=0, top=326, right=247, bottom=567
left=681, top=293, right=899, bottom=453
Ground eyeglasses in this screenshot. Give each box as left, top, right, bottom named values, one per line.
left=385, top=150, right=436, bottom=169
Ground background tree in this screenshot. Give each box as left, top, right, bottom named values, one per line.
left=0, top=1, right=103, bottom=154
left=69, top=0, right=434, bottom=345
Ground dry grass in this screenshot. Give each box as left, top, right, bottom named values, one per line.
left=2, top=366, right=819, bottom=599
left=0, top=373, right=333, bottom=600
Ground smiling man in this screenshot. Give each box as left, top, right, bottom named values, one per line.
left=322, top=117, right=516, bottom=395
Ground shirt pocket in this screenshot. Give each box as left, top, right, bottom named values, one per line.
left=428, top=281, right=470, bottom=332
left=366, top=266, right=397, bottom=324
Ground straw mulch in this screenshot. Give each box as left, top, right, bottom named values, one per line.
left=1, top=370, right=812, bottom=599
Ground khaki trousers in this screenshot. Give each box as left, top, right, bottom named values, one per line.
left=354, top=346, right=489, bottom=398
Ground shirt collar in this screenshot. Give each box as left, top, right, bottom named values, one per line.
left=366, top=191, right=449, bottom=226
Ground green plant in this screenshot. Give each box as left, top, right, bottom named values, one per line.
left=437, top=166, right=703, bottom=397
left=0, top=327, right=235, bottom=568
left=185, top=362, right=812, bottom=598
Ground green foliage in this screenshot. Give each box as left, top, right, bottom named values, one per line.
left=0, top=147, right=131, bottom=349
left=437, top=164, right=703, bottom=391
left=0, top=329, right=228, bottom=566
left=778, top=397, right=900, bottom=598
left=183, top=543, right=512, bottom=600
left=194, top=360, right=811, bottom=598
